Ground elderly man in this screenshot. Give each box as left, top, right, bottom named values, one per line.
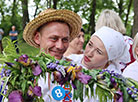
left=23, top=8, right=82, bottom=101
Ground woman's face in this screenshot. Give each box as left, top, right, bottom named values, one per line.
left=82, top=36, right=108, bottom=70
left=69, top=31, right=84, bottom=51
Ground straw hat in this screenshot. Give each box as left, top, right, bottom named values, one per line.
left=23, top=8, right=82, bottom=48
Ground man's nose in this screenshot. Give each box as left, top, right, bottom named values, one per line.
left=55, top=40, right=64, bottom=49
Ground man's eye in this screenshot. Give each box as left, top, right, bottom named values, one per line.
left=51, top=37, right=57, bottom=41
left=62, top=38, right=69, bottom=43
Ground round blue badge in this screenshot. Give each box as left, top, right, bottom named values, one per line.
left=52, top=86, right=65, bottom=101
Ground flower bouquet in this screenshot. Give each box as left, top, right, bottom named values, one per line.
left=0, top=38, right=138, bottom=102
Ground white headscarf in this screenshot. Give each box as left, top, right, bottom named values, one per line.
left=93, top=26, right=130, bottom=74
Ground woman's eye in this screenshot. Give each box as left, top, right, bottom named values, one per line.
left=97, top=50, right=103, bottom=55
left=88, top=43, right=93, bottom=47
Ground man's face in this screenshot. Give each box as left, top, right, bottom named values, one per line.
left=34, top=22, right=70, bottom=60
left=12, top=26, right=16, bottom=31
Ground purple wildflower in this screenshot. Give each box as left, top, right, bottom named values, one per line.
left=71, top=81, right=77, bottom=89
left=18, top=54, right=32, bottom=66
left=51, top=63, right=57, bottom=69
left=131, top=94, right=137, bottom=98
left=128, top=90, right=133, bottom=95
left=99, top=71, right=104, bottom=74
left=8, top=90, right=23, bottom=102
left=33, top=86, right=42, bottom=96
left=46, top=62, right=57, bottom=70
left=59, top=72, right=71, bottom=85
left=28, top=86, right=42, bottom=97
left=5, top=62, right=14, bottom=67
left=53, top=71, right=62, bottom=82
left=70, top=63, right=75, bottom=67
left=28, top=86, right=34, bottom=97
left=31, top=63, right=42, bottom=76
left=76, top=72, right=92, bottom=84
left=131, top=86, right=135, bottom=89
left=110, top=77, right=115, bottom=83
left=0, top=68, right=11, bottom=77
left=55, top=61, right=59, bottom=64
left=14, top=58, right=18, bottom=62
left=97, top=74, right=105, bottom=80
left=115, top=89, right=123, bottom=102
left=5, top=69, right=11, bottom=76
left=126, top=88, right=130, bottom=91
left=0, top=68, right=5, bottom=78
left=134, top=88, right=138, bottom=92
left=56, top=65, right=66, bottom=77
left=53, top=70, right=71, bottom=85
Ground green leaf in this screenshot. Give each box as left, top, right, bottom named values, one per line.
left=73, top=80, right=83, bottom=102
left=21, top=80, right=27, bottom=95
left=27, top=81, right=34, bottom=87
left=10, top=74, right=19, bottom=86
left=96, top=84, right=112, bottom=102
left=38, top=60, right=47, bottom=73
left=88, top=81, right=94, bottom=97
left=121, top=85, right=130, bottom=102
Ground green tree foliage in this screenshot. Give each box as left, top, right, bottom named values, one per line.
left=0, top=0, right=135, bottom=38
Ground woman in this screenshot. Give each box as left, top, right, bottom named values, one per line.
left=66, top=26, right=130, bottom=102
left=64, top=28, right=85, bottom=57
left=122, top=33, right=138, bottom=82
left=95, top=9, right=135, bottom=70
left=67, top=26, right=130, bottom=74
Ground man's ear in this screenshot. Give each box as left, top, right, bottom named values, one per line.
left=33, top=32, right=41, bottom=44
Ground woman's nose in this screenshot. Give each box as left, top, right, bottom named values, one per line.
left=87, top=48, right=95, bottom=57
left=80, top=36, right=84, bottom=43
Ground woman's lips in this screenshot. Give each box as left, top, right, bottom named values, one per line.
left=84, top=56, right=91, bottom=62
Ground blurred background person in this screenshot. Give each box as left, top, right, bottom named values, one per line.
left=9, top=25, right=19, bottom=53
left=123, top=33, right=138, bottom=82
left=0, top=28, right=4, bottom=54
left=64, top=28, right=85, bottom=57
left=95, top=9, right=135, bottom=70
